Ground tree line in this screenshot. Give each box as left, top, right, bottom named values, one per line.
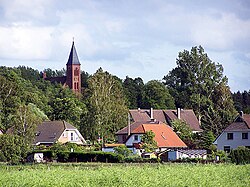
left=0, top=46, right=247, bottom=162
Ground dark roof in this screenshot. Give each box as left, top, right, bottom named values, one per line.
left=129, top=109, right=202, bottom=132
left=34, top=121, right=76, bottom=144
left=67, top=41, right=81, bottom=65
left=45, top=76, right=67, bottom=85
left=225, top=114, right=250, bottom=131
left=116, top=120, right=164, bottom=135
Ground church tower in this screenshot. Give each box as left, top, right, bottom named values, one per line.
left=66, top=41, right=81, bottom=94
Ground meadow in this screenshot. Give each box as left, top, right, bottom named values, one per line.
left=0, top=163, right=249, bottom=187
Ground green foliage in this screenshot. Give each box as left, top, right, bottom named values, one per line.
left=0, top=163, right=249, bottom=186
left=229, top=146, right=250, bottom=165
left=0, top=134, right=31, bottom=164
left=122, top=76, right=145, bottom=108
left=141, top=130, right=158, bottom=152
left=232, top=90, right=250, bottom=114
left=163, top=46, right=237, bottom=136
left=143, top=80, right=175, bottom=109
left=171, top=119, right=193, bottom=143
left=83, top=68, right=128, bottom=141
left=199, top=131, right=215, bottom=149
left=114, top=145, right=132, bottom=157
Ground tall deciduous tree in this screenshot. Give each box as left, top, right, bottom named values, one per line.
left=82, top=68, right=128, bottom=142
left=163, top=46, right=237, bottom=135
left=143, top=80, right=175, bottom=109
left=123, top=76, right=145, bottom=109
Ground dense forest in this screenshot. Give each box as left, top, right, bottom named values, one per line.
left=0, top=46, right=248, bottom=159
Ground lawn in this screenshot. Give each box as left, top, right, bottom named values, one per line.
left=0, top=163, right=249, bottom=187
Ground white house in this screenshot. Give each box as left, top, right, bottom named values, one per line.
left=34, top=121, right=86, bottom=145
left=213, top=113, right=250, bottom=152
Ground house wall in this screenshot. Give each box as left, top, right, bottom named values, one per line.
left=125, top=134, right=142, bottom=146
left=58, top=130, right=83, bottom=145
left=216, top=130, right=250, bottom=150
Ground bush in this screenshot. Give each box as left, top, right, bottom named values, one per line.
left=229, top=146, right=250, bottom=165
left=114, top=145, right=132, bottom=157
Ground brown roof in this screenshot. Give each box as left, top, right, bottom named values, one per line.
left=34, top=121, right=76, bottom=144
left=45, top=76, right=67, bottom=85
left=225, top=114, right=250, bottom=131
left=129, top=109, right=202, bottom=132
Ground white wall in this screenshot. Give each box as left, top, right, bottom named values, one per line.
left=125, top=134, right=142, bottom=146
left=216, top=130, right=250, bottom=150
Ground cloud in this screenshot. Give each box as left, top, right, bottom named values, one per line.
left=0, top=0, right=249, bottom=91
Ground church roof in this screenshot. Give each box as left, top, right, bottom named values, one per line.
left=67, top=41, right=81, bottom=65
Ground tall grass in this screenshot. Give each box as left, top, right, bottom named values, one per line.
left=0, top=163, right=249, bottom=187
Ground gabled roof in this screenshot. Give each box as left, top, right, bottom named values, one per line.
left=143, top=124, right=187, bottom=148
left=34, top=121, right=78, bottom=145
left=129, top=109, right=202, bottom=132
left=67, top=41, right=81, bottom=65
left=225, top=114, right=250, bottom=131
left=116, top=120, right=164, bottom=135
left=116, top=120, right=187, bottom=148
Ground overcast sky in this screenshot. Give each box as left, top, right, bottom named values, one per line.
left=0, top=0, right=249, bottom=92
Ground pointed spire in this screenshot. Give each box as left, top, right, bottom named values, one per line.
left=67, top=40, right=81, bottom=65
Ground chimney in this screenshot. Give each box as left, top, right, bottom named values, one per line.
left=177, top=108, right=181, bottom=119
left=138, top=108, right=140, bottom=112
left=128, top=113, right=131, bottom=136
left=150, top=108, right=154, bottom=120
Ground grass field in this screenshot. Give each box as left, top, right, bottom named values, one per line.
left=0, top=163, right=249, bottom=187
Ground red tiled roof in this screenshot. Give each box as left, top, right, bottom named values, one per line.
left=116, top=120, right=164, bottom=135
left=143, top=124, right=187, bottom=148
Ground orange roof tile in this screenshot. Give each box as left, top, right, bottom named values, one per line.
left=143, top=124, right=187, bottom=148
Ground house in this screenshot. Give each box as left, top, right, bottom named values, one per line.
left=116, top=120, right=187, bottom=154
left=34, top=121, right=86, bottom=145
left=213, top=113, right=250, bottom=152
left=43, top=41, right=81, bottom=94
left=129, top=108, right=202, bottom=133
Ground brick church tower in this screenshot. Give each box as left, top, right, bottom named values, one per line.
left=66, top=41, right=81, bottom=94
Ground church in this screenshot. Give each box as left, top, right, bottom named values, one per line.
left=43, top=41, right=81, bottom=94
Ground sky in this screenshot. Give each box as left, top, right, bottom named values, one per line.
left=0, top=0, right=249, bottom=92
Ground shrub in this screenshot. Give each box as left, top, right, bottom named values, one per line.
left=114, top=145, right=132, bottom=157
left=229, top=146, right=250, bottom=165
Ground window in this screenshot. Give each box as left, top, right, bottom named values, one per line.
left=71, top=133, right=74, bottom=141
left=227, top=133, right=233, bottom=140
left=134, top=135, right=138, bottom=141
left=242, top=133, right=248, bottom=139
left=224, top=146, right=231, bottom=153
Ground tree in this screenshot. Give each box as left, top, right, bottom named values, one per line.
left=82, top=68, right=128, bottom=142
left=0, top=134, right=30, bottom=164
left=171, top=119, right=193, bottom=144
left=143, top=80, right=175, bottom=109
left=141, top=130, right=158, bottom=152
left=123, top=76, right=145, bottom=108
left=163, top=46, right=237, bottom=136
left=114, top=145, right=132, bottom=157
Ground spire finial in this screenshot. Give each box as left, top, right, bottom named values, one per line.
left=72, top=37, right=74, bottom=43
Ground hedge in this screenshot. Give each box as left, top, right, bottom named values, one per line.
left=229, top=146, right=250, bottom=165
